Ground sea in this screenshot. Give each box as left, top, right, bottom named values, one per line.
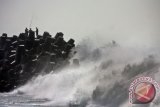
left=0, top=40, right=160, bottom=107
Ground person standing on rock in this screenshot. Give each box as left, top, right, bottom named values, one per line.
left=36, top=27, right=39, bottom=37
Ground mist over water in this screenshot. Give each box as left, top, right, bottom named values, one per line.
left=9, top=39, right=160, bottom=107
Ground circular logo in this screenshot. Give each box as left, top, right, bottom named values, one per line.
left=134, top=82, right=156, bottom=103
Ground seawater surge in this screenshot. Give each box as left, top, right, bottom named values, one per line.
left=10, top=39, right=160, bottom=107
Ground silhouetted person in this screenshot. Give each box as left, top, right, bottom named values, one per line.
left=28, top=29, right=35, bottom=41
left=29, top=28, right=33, bottom=37
left=36, top=27, right=39, bottom=37
left=25, top=28, right=28, bottom=36
left=29, top=28, right=32, bottom=33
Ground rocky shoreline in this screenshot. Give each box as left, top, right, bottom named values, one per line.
left=0, top=28, right=76, bottom=92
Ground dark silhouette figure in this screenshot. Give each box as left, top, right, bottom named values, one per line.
left=28, top=29, right=35, bottom=41
left=36, top=27, right=39, bottom=36
left=25, top=28, right=28, bottom=36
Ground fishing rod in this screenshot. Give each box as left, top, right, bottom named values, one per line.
left=29, top=13, right=34, bottom=28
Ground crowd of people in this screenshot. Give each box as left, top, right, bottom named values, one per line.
left=0, top=28, right=76, bottom=92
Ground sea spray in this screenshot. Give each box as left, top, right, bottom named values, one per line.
left=13, top=39, right=160, bottom=107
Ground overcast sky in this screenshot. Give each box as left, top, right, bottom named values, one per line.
left=0, top=0, right=160, bottom=47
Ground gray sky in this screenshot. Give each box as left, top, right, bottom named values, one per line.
left=0, top=0, right=160, bottom=47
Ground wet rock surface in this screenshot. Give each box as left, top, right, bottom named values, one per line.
left=0, top=28, right=76, bottom=92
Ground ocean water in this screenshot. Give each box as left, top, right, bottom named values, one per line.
left=1, top=40, right=160, bottom=107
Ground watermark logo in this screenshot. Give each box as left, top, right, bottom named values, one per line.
left=129, top=76, right=160, bottom=105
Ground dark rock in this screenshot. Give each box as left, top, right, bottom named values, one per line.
left=0, top=28, right=76, bottom=92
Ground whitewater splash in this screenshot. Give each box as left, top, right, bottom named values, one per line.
left=12, top=39, right=160, bottom=107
